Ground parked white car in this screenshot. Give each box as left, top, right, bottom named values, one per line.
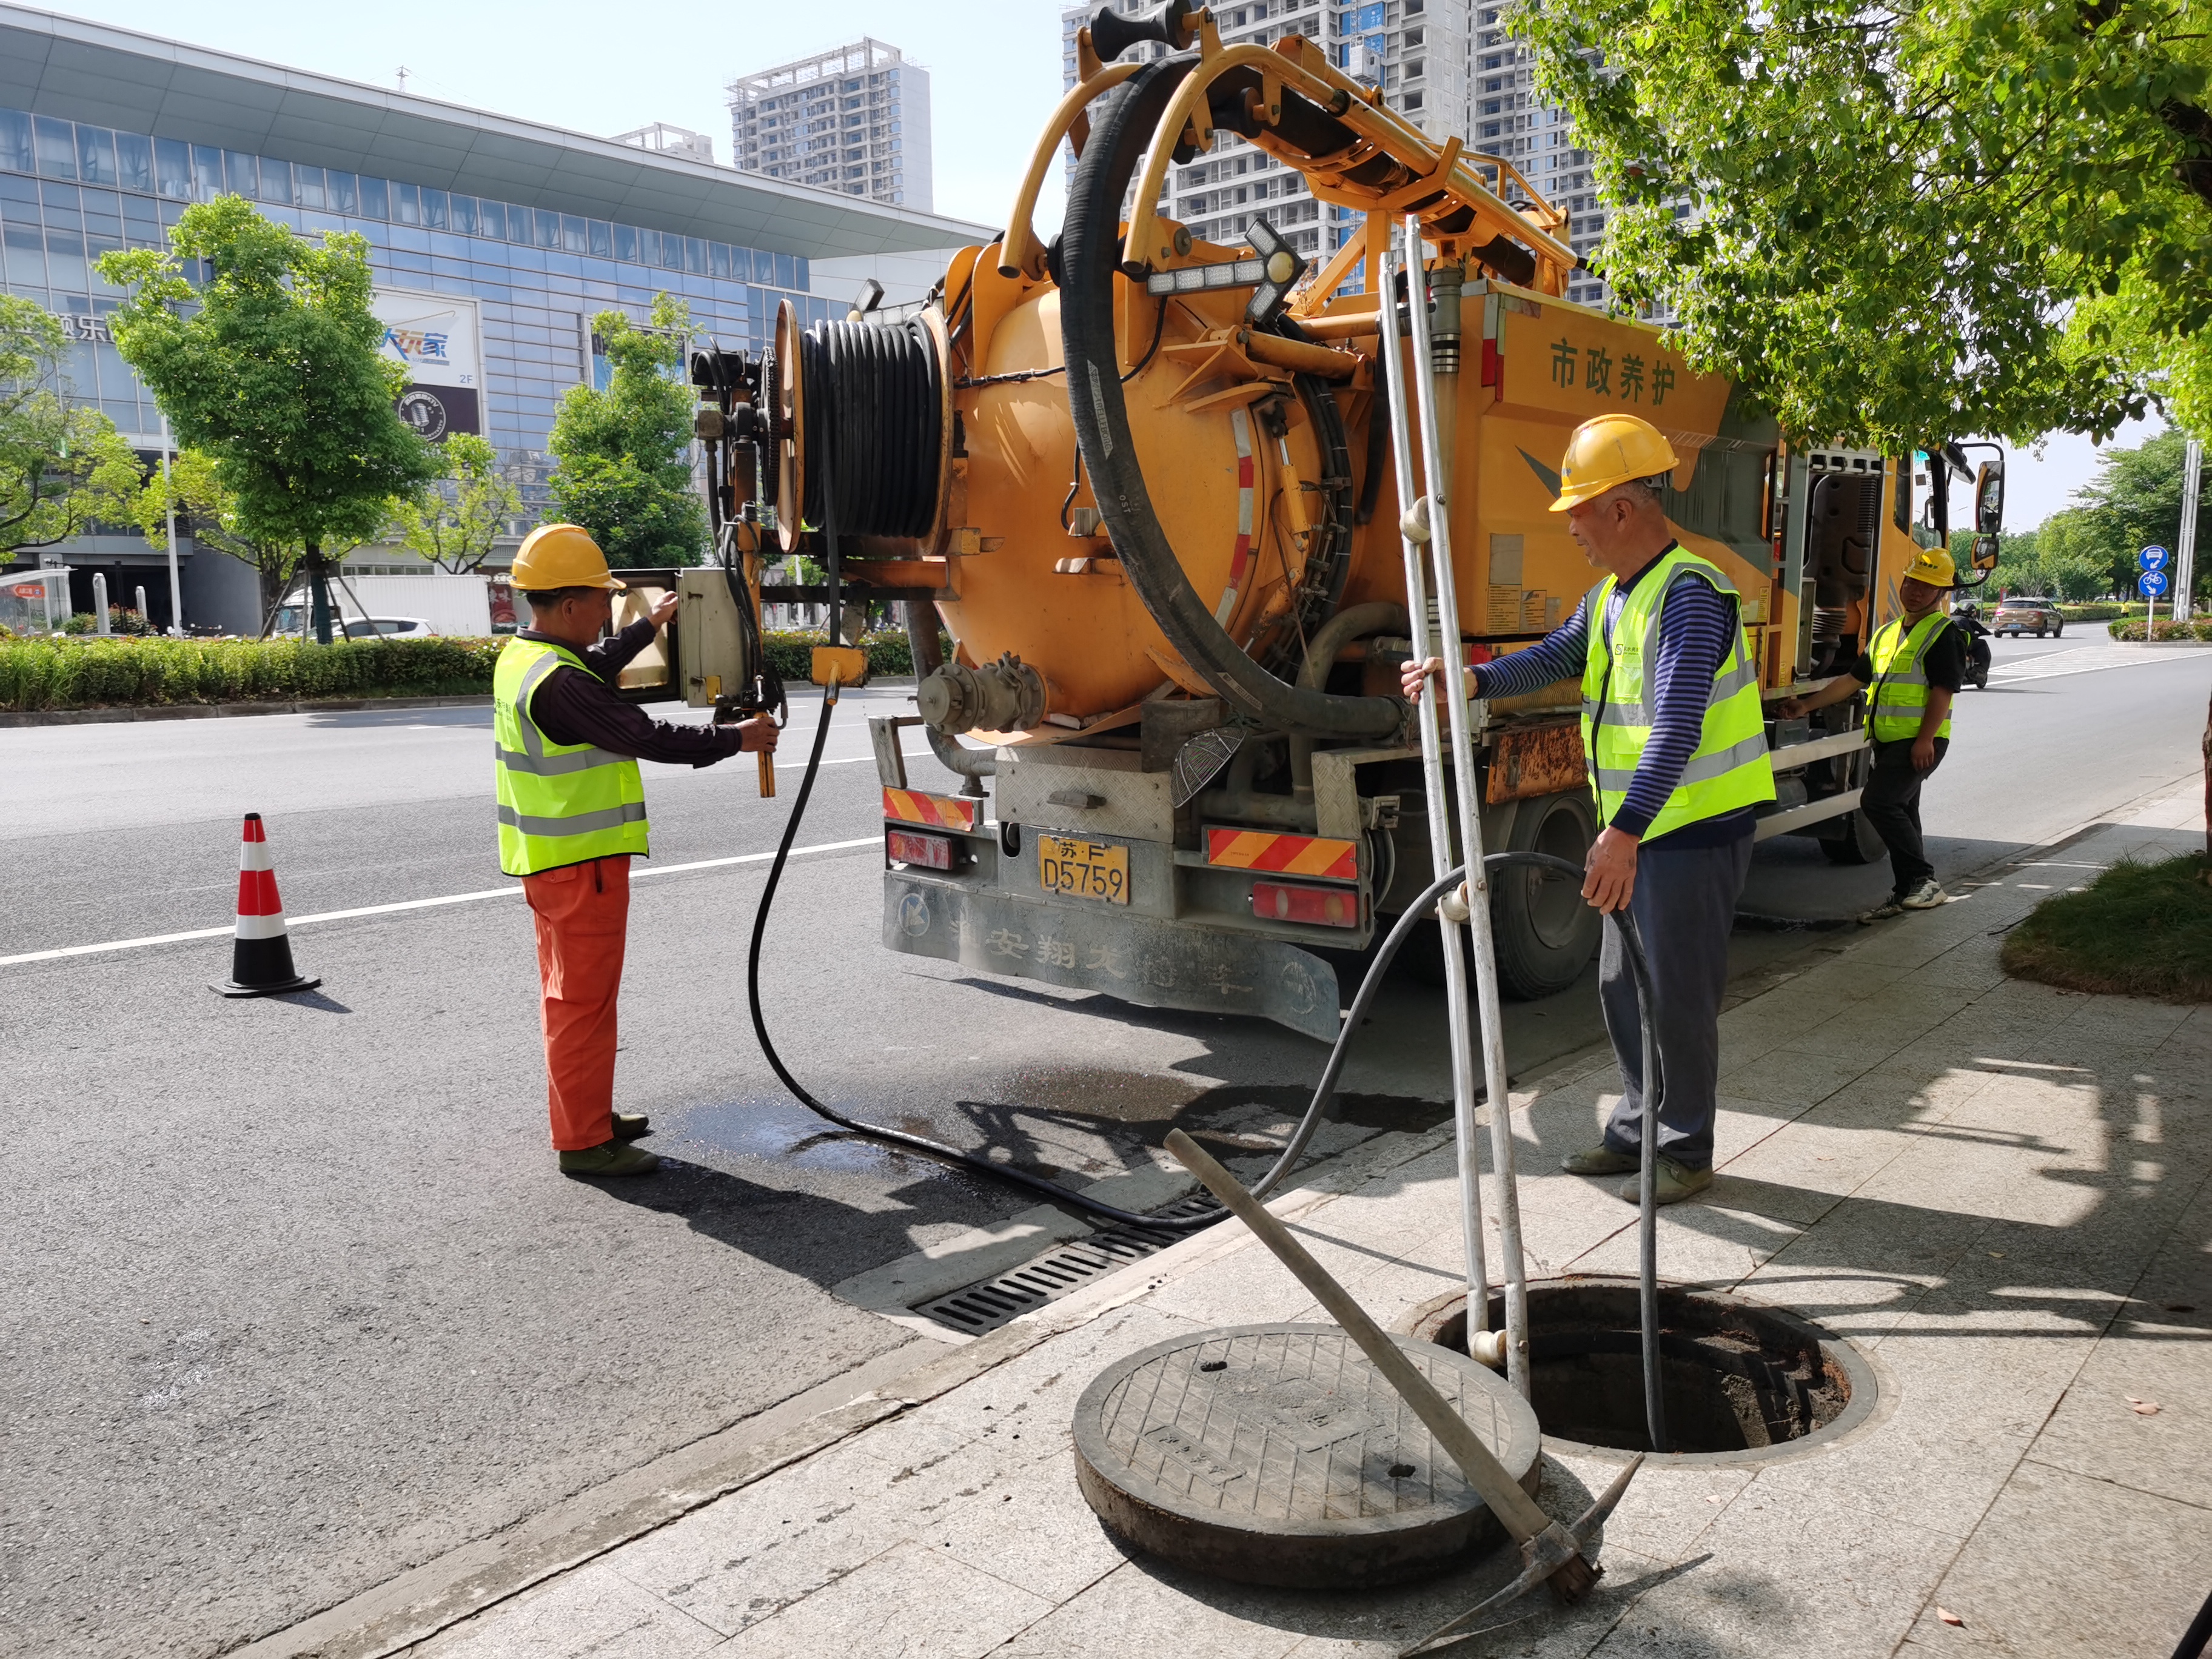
left=341, top=616, right=438, bottom=638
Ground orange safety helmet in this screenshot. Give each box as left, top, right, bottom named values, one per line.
left=511, top=523, right=625, bottom=591
left=1549, top=413, right=1680, bottom=512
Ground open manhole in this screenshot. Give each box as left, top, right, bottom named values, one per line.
left=1073, top=1323, right=1541, bottom=1587
left=1403, top=1276, right=1878, bottom=1464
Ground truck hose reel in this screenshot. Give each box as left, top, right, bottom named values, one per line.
left=770, top=301, right=945, bottom=552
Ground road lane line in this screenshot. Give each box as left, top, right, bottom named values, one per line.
left=0, top=836, right=882, bottom=968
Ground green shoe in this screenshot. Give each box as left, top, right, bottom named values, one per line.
left=1561, top=1144, right=1639, bottom=1176
left=558, top=1141, right=660, bottom=1177
left=612, top=1112, right=651, bottom=1142
left=1618, top=1156, right=1712, bottom=1206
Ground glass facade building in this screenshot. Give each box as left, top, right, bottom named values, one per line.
left=0, top=103, right=844, bottom=494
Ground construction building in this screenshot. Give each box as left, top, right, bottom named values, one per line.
left=727, top=40, right=933, bottom=212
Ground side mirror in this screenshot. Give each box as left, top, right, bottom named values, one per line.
left=1971, top=534, right=2000, bottom=570
left=1974, top=459, right=2004, bottom=536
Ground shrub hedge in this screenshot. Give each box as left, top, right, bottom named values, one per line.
left=1, top=628, right=943, bottom=711
left=2105, top=617, right=2212, bottom=641
left=0, top=635, right=506, bottom=711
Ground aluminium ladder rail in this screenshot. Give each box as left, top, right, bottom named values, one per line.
left=1374, top=217, right=1533, bottom=1396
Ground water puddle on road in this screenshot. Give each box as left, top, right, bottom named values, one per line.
left=657, top=1081, right=1450, bottom=1187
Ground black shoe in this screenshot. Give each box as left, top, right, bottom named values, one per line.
left=558, top=1141, right=660, bottom=1176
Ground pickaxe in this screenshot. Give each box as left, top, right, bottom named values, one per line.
left=1163, top=1129, right=1640, bottom=1655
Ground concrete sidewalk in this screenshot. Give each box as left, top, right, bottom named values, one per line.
left=400, top=785, right=2211, bottom=1659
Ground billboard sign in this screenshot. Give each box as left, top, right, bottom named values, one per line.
left=372, top=287, right=484, bottom=443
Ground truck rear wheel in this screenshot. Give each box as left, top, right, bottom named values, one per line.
left=1822, top=807, right=1889, bottom=865
left=1492, top=789, right=1603, bottom=999
left=1398, top=789, right=1601, bottom=999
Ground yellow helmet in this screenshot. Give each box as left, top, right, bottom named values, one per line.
left=1548, top=413, right=1680, bottom=512
left=512, top=523, right=625, bottom=591
left=1902, top=545, right=1957, bottom=588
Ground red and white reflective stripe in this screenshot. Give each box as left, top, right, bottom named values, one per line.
left=1215, top=405, right=1256, bottom=626
left=234, top=813, right=289, bottom=939
left=1480, top=293, right=1500, bottom=387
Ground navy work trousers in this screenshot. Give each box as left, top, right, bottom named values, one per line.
left=1597, top=826, right=1754, bottom=1172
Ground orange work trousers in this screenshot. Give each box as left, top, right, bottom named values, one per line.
left=521, top=855, right=630, bottom=1151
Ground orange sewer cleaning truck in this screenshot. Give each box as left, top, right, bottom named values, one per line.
left=679, top=3, right=2006, bottom=1039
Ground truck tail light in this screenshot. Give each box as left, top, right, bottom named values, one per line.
left=1253, top=880, right=1360, bottom=928
left=886, top=828, right=953, bottom=870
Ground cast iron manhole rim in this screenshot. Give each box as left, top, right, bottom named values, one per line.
left=1398, top=1274, right=1882, bottom=1469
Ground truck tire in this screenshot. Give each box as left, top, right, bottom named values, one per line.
left=1398, top=790, right=1601, bottom=999
left=1491, top=789, right=1603, bottom=998
left=1822, top=807, right=1889, bottom=865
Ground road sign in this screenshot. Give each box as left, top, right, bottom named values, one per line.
left=2139, top=570, right=2170, bottom=597
left=2140, top=545, right=2171, bottom=570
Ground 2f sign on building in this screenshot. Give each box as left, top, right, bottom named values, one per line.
left=371, top=287, right=484, bottom=443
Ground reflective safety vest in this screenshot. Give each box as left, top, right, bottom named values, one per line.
left=494, top=637, right=649, bottom=876
left=1867, top=612, right=1956, bottom=743
left=1580, top=547, right=1777, bottom=839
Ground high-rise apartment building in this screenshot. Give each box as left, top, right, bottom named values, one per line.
left=614, top=122, right=716, bottom=166
left=728, top=39, right=933, bottom=212
left=1057, top=1, right=1621, bottom=306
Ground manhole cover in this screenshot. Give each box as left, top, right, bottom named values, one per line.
left=1072, top=1322, right=1541, bottom=1587
left=1402, top=1276, right=1879, bottom=1464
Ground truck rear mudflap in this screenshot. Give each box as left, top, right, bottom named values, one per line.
left=883, top=873, right=1343, bottom=1043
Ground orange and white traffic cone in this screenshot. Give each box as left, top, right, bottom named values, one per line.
left=213, top=812, right=321, bottom=997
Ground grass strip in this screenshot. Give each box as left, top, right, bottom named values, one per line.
left=2001, top=853, right=2212, bottom=1004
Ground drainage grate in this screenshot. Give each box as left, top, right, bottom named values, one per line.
left=914, top=1193, right=1221, bottom=1335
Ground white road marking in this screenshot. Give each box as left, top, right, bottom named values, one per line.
left=0, top=836, right=882, bottom=968
left=1988, top=646, right=2206, bottom=684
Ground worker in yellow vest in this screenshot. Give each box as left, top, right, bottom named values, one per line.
left=497, top=524, right=777, bottom=1177
left=1406, top=413, right=1775, bottom=1206
left=1777, top=545, right=1964, bottom=920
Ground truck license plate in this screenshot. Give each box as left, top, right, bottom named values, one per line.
left=1039, top=835, right=1128, bottom=904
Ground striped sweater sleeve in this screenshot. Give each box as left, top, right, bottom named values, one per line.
left=1609, top=573, right=1738, bottom=838
left=1469, top=592, right=1591, bottom=701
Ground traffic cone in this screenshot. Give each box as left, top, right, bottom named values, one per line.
left=213, top=813, right=321, bottom=997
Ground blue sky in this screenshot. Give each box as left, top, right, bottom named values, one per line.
left=46, top=0, right=2159, bottom=530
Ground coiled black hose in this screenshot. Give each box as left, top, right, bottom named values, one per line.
left=796, top=318, right=941, bottom=538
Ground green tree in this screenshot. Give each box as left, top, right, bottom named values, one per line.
left=96, top=196, right=437, bottom=642
left=0, top=295, right=143, bottom=558
left=387, top=432, right=519, bottom=573
left=1518, top=0, right=2212, bottom=446
left=547, top=293, right=706, bottom=568
left=2073, top=426, right=2209, bottom=600
left=128, top=447, right=303, bottom=634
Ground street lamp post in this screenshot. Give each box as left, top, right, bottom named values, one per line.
left=160, top=413, right=184, bottom=635
left=2177, top=437, right=2202, bottom=625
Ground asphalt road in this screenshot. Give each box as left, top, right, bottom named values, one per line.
left=2, top=634, right=2204, bottom=1658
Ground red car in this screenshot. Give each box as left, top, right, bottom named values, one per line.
left=1993, top=596, right=2064, bottom=637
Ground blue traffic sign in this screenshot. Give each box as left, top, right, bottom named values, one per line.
left=2140, top=545, right=2171, bottom=569
left=2139, top=569, right=2171, bottom=597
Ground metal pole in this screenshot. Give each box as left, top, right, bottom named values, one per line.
left=1402, top=213, right=1531, bottom=1398
left=161, top=413, right=184, bottom=635
left=135, top=583, right=147, bottom=623
left=2177, top=438, right=2202, bottom=624
left=1375, top=243, right=1490, bottom=1325
left=93, top=572, right=110, bottom=634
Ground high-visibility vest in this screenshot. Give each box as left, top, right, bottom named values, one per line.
left=1579, top=547, right=1777, bottom=839
left=494, top=637, right=649, bottom=876
left=1867, top=612, right=1956, bottom=743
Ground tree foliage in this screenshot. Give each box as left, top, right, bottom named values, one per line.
left=547, top=293, right=706, bottom=568
left=127, top=447, right=304, bottom=632
left=96, top=197, right=437, bottom=568
left=1959, top=425, right=2208, bottom=599
left=1519, top=0, right=2212, bottom=447
left=387, top=432, right=519, bottom=572
left=0, top=294, right=143, bottom=557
